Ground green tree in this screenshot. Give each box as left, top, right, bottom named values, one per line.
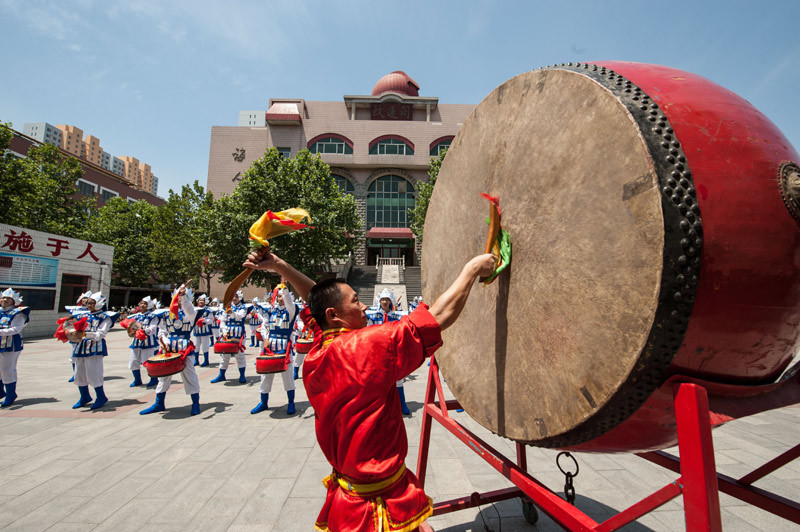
left=409, top=149, right=446, bottom=241
left=209, top=148, right=361, bottom=285
left=150, top=181, right=216, bottom=290
left=83, top=197, right=157, bottom=286
left=0, top=122, right=95, bottom=236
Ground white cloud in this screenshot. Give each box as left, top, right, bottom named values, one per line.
left=69, top=43, right=81, bottom=52
left=0, top=0, right=84, bottom=40
left=751, top=46, right=800, bottom=99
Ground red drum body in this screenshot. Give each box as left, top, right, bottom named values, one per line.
left=256, top=351, right=289, bottom=374
left=214, top=338, right=242, bottom=354
left=422, top=61, right=800, bottom=453
left=143, top=351, right=186, bottom=378
left=294, top=339, right=312, bottom=354
left=574, top=62, right=800, bottom=452
left=255, top=331, right=263, bottom=342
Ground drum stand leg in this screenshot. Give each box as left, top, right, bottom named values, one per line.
left=415, top=359, right=746, bottom=531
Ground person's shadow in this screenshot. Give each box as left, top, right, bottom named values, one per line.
left=92, top=398, right=143, bottom=412
left=432, top=493, right=657, bottom=531
left=267, top=400, right=311, bottom=419
left=5, top=397, right=59, bottom=409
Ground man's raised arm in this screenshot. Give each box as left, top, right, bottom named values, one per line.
left=243, top=249, right=315, bottom=301
left=428, top=254, right=496, bottom=331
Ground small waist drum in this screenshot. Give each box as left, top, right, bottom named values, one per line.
left=214, top=338, right=242, bottom=354
left=256, top=354, right=288, bottom=374
left=143, top=351, right=186, bottom=378
left=295, top=339, right=312, bottom=354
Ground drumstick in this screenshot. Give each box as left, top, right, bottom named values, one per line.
left=223, top=247, right=268, bottom=310
left=480, top=202, right=501, bottom=282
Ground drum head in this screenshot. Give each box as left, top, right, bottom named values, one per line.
left=149, top=352, right=183, bottom=363
left=422, top=66, right=691, bottom=447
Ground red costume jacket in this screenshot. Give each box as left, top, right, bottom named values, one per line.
left=302, top=304, right=443, bottom=532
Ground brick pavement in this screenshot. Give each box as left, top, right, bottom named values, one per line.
left=0, top=329, right=798, bottom=531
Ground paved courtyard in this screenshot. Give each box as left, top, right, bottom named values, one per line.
left=0, top=328, right=798, bottom=531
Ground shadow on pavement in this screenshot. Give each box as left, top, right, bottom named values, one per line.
left=6, top=397, right=59, bottom=408
left=430, top=493, right=657, bottom=532
left=264, top=400, right=311, bottom=419
left=93, top=398, right=144, bottom=411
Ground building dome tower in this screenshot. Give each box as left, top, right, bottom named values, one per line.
left=371, top=71, right=420, bottom=97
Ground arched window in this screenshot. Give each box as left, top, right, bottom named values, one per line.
left=429, top=136, right=454, bottom=156
left=332, top=174, right=355, bottom=195
left=367, top=175, right=415, bottom=229
left=369, top=136, right=414, bottom=156
left=309, top=135, right=353, bottom=155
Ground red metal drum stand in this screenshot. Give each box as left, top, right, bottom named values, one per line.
left=415, top=357, right=800, bottom=531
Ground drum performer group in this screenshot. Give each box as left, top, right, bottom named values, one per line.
left=0, top=242, right=492, bottom=532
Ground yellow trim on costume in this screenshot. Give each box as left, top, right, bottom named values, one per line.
left=319, top=465, right=432, bottom=532
left=322, top=327, right=352, bottom=347
left=371, top=494, right=433, bottom=532
left=322, top=464, right=406, bottom=496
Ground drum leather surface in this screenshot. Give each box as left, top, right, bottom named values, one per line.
left=422, top=69, right=666, bottom=443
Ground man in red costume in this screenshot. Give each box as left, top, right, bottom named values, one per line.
left=244, top=248, right=495, bottom=532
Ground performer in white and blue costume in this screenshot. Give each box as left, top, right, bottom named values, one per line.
left=192, top=294, right=213, bottom=367
left=251, top=283, right=298, bottom=415
left=211, top=290, right=250, bottom=384
left=0, top=288, right=30, bottom=408
left=247, top=297, right=263, bottom=348
left=208, top=297, right=222, bottom=355
left=126, top=296, right=161, bottom=388
left=366, top=289, right=412, bottom=415
left=140, top=284, right=201, bottom=416
left=291, top=299, right=306, bottom=380
left=71, top=291, right=118, bottom=410
left=64, top=291, right=91, bottom=382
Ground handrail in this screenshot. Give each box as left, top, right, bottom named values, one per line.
left=376, top=257, right=405, bottom=270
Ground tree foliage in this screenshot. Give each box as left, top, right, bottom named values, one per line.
left=83, top=197, right=157, bottom=287
left=409, top=149, right=446, bottom=241
left=0, top=122, right=95, bottom=237
left=150, top=181, right=216, bottom=289
left=208, top=148, right=361, bottom=285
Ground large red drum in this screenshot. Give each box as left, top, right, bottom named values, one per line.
left=422, top=62, right=800, bottom=452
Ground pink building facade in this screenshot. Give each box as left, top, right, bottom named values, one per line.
left=206, top=71, right=474, bottom=266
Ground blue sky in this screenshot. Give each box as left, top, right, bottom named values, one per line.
left=3, top=0, right=799, bottom=196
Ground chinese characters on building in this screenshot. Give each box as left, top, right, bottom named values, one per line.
left=370, top=103, right=412, bottom=121
left=1, top=230, right=100, bottom=262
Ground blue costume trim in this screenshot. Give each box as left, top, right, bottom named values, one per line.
left=72, top=311, right=119, bottom=357
left=163, top=309, right=196, bottom=353
left=127, top=311, right=161, bottom=349
left=193, top=307, right=213, bottom=337
left=0, top=306, right=30, bottom=353
left=264, top=304, right=297, bottom=355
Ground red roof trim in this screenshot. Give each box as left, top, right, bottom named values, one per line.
left=429, top=135, right=455, bottom=151
left=368, top=227, right=415, bottom=239
left=265, top=113, right=302, bottom=121
left=306, top=133, right=354, bottom=150
left=368, top=134, right=415, bottom=151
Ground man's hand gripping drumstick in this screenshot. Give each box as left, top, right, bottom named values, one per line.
left=243, top=247, right=315, bottom=302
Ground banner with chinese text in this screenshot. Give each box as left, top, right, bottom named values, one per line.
left=0, top=253, right=58, bottom=287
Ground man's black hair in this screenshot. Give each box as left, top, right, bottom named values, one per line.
left=308, top=278, right=347, bottom=329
